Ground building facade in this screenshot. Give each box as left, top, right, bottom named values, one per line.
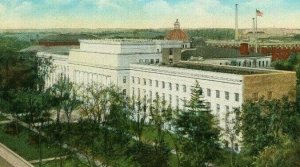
left=38, top=39, right=296, bottom=152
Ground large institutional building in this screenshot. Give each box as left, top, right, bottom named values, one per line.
left=38, top=20, right=296, bottom=151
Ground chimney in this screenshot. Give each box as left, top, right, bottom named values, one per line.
left=235, top=4, right=239, bottom=41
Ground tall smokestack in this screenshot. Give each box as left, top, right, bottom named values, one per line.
left=235, top=3, right=239, bottom=41
left=252, top=18, right=256, bottom=41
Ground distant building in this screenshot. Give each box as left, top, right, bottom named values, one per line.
left=206, top=40, right=300, bottom=61
left=38, top=38, right=295, bottom=152
left=165, top=19, right=190, bottom=49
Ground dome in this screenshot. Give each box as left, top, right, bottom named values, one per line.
left=165, top=19, right=189, bottom=41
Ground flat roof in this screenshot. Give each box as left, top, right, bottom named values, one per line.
left=164, top=62, right=284, bottom=75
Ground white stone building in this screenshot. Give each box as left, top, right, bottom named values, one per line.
left=38, top=39, right=296, bottom=152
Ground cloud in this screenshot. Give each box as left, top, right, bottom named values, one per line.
left=46, top=0, right=73, bottom=5
left=81, top=0, right=133, bottom=9
left=14, top=1, right=33, bottom=12
left=0, top=3, right=6, bottom=15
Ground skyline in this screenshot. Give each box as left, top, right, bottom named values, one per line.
left=0, top=0, right=299, bottom=29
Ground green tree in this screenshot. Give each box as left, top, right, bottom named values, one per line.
left=174, top=81, right=221, bottom=167
left=238, top=97, right=300, bottom=157
left=255, top=137, right=300, bottom=167
left=50, top=76, right=76, bottom=167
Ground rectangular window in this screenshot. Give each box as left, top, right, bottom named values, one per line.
left=162, top=93, right=165, bottom=101
left=235, top=93, right=239, bottom=102
left=183, top=85, right=187, bottom=92
left=149, top=91, right=152, bottom=101
left=176, top=96, right=179, bottom=108
left=169, top=94, right=172, bottom=105
left=207, top=88, right=211, bottom=97
left=155, top=80, right=159, bottom=87
left=216, top=90, right=220, bottom=98
left=143, top=89, right=146, bottom=100
left=123, top=76, right=126, bottom=83
left=138, top=88, right=140, bottom=99
left=169, top=48, right=173, bottom=55
left=151, top=59, right=154, bottom=64
left=169, top=83, right=172, bottom=90
left=156, top=59, right=160, bottom=64
left=162, top=81, right=165, bottom=89
left=132, top=87, right=134, bottom=96
left=216, top=104, right=220, bottom=119
left=253, top=93, right=258, bottom=101
left=132, top=76, right=135, bottom=84
left=176, top=84, right=179, bottom=91
left=268, top=91, right=272, bottom=99
left=225, top=105, right=229, bottom=112
left=149, top=79, right=152, bottom=86
left=225, top=91, right=229, bottom=100
left=183, top=97, right=187, bottom=106
left=122, top=89, right=126, bottom=96
left=143, top=78, right=146, bottom=85
left=145, top=59, right=149, bottom=63
left=206, top=102, right=211, bottom=109
left=138, top=77, right=140, bottom=84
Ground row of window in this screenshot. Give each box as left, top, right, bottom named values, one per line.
left=226, top=60, right=270, bottom=68
left=138, top=59, right=160, bottom=64
left=132, top=88, right=187, bottom=107
left=131, top=77, right=187, bottom=92
left=252, top=91, right=272, bottom=101
left=206, top=89, right=240, bottom=102
left=131, top=77, right=241, bottom=102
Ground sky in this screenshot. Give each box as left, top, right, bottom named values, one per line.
left=0, top=0, right=299, bottom=29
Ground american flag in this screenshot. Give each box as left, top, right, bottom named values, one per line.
left=256, top=9, right=263, bottom=17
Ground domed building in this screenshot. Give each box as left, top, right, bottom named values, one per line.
left=165, top=19, right=190, bottom=48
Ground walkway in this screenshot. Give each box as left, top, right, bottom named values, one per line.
left=0, top=143, right=34, bottom=167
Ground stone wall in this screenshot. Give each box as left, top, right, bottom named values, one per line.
left=243, top=71, right=296, bottom=102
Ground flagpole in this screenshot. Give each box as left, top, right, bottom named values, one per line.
left=255, top=9, right=258, bottom=53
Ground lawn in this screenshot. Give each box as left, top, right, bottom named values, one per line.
left=0, top=114, right=8, bottom=121
left=141, top=125, right=176, bottom=148
left=0, top=125, right=61, bottom=161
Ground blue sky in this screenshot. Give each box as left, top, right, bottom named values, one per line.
left=0, top=0, right=299, bottom=29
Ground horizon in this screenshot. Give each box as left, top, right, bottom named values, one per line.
left=0, top=0, right=299, bottom=29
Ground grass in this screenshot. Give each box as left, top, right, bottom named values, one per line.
left=0, top=114, right=8, bottom=121
left=0, top=125, right=61, bottom=161
left=141, top=125, right=176, bottom=148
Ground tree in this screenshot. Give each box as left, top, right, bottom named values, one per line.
left=146, top=94, right=171, bottom=167
left=238, top=97, right=300, bottom=157
left=296, top=65, right=300, bottom=112
left=222, top=107, right=240, bottom=167
left=79, top=84, right=131, bottom=165
left=255, top=137, right=300, bottom=167
left=174, top=81, right=221, bottom=167
left=50, top=76, right=76, bottom=167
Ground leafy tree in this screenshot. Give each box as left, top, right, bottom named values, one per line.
left=223, top=107, right=240, bottom=167
left=174, top=81, right=221, bottom=167
left=50, top=76, right=77, bottom=167
left=79, top=84, right=131, bottom=165
left=70, top=119, right=101, bottom=167
left=296, top=65, right=300, bottom=112
left=238, top=97, right=300, bottom=157
left=255, top=137, right=300, bottom=167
